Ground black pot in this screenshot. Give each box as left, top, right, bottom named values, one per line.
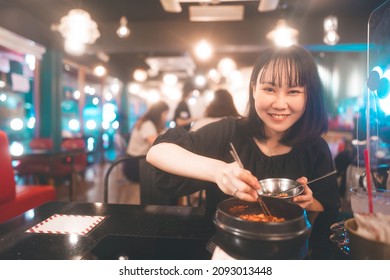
left=212, top=196, right=311, bottom=259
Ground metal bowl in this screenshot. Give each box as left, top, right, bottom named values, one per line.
left=257, top=178, right=304, bottom=199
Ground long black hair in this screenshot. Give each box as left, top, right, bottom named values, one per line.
left=205, top=88, right=240, bottom=118
left=244, top=45, right=328, bottom=147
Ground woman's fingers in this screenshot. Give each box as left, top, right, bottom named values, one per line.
left=217, top=162, right=259, bottom=201
left=293, top=179, right=313, bottom=208
left=234, top=190, right=258, bottom=202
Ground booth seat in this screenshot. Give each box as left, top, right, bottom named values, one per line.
left=0, top=185, right=56, bottom=223
left=0, top=130, right=56, bottom=224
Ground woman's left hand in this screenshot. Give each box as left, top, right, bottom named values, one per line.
left=292, top=177, right=314, bottom=209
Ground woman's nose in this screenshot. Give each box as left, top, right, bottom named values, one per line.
left=272, top=93, right=288, bottom=109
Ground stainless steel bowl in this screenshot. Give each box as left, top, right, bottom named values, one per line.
left=257, top=178, right=304, bottom=199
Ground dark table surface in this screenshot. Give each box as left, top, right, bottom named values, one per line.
left=0, top=201, right=353, bottom=260
left=0, top=202, right=216, bottom=260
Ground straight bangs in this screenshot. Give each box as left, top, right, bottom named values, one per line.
left=258, top=55, right=307, bottom=88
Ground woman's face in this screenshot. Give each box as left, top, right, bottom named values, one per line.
left=252, top=66, right=307, bottom=138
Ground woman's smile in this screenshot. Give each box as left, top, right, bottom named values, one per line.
left=268, top=113, right=290, bottom=120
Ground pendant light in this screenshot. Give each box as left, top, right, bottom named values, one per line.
left=52, top=9, right=100, bottom=56
left=116, top=16, right=131, bottom=38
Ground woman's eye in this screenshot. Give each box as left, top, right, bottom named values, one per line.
left=289, top=89, right=304, bottom=94
left=263, top=87, right=274, bottom=93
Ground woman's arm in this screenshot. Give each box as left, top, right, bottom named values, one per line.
left=146, top=142, right=260, bottom=201
left=147, top=142, right=225, bottom=182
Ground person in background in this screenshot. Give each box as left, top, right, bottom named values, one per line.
left=186, top=88, right=241, bottom=206
left=123, top=100, right=169, bottom=182
left=173, top=80, right=198, bottom=130
left=191, top=88, right=241, bottom=132
left=147, top=45, right=340, bottom=259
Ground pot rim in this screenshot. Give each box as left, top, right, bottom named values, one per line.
left=214, top=216, right=311, bottom=240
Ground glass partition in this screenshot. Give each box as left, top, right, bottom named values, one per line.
left=363, top=0, right=390, bottom=171
left=342, top=1, right=390, bottom=213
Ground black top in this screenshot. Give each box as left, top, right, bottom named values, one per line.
left=153, top=117, right=341, bottom=259
left=154, top=117, right=340, bottom=211
left=173, top=100, right=192, bottom=130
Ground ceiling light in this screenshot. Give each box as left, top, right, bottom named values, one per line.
left=163, top=73, right=178, bottom=86
left=323, top=15, right=340, bottom=45
left=323, top=30, right=340, bottom=46
left=189, top=5, right=244, bottom=21
left=324, top=15, right=338, bottom=32
left=116, top=16, right=131, bottom=38
left=217, top=57, right=237, bottom=77
left=133, top=69, right=148, bottom=82
left=194, top=40, right=213, bottom=60
left=52, top=9, right=100, bottom=56
left=266, top=19, right=298, bottom=47
left=93, top=65, right=107, bottom=77
left=64, top=39, right=85, bottom=56
left=258, top=0, right=280, bottom=12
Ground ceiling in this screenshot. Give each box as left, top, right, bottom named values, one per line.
left=0, top=0, right=387, bottom=82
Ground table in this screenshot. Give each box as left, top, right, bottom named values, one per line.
left=12, top=148, right=86, bottom=201
left=0, top=201, right=353, bottom=260
left=0, top=202, right=215, bottom=260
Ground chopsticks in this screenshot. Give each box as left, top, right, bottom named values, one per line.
left=229, top=143, right=244, bottom=169
left=229, top=143, right=272, bottom=221
left=274, top=170, right=338, bottom=196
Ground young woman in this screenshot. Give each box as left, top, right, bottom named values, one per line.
left=146, top=46, right=340, bottom=258
left=190, top=88, right=241, bottom=132
left=124, top=100, right=169, bottom=182
left=148, top=46, right=338, bottom=206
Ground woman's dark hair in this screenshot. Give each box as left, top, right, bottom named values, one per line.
left=205, top=88, right=240, bottom=118
left=136, top=101, right=169, bottom=133
left=245, top=45, right=328, bottom=147
left=181, top=80, right=196, bottom=100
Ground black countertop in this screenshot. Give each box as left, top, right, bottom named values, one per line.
left=0, top=202, right=215, bottom=260
left=0, top=201, right=352, bottom=260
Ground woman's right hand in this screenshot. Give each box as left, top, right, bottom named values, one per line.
left=215, top=162, right=261, bottom=202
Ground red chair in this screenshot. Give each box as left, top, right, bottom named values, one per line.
left=29, top=138, right=54, bottom=150
left=47, top=137, right=87, bottom=183
left=0, top=131, right=56, bottom=223
left=61, top=138, right=87, bottom=173
left=49, top=137, right=87, bottom=177
left=13, top=138, right=54, bottom=183
left=46, top=138, right=87, bottom=201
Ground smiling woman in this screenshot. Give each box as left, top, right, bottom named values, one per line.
left=146, top=45, right=340, bottom=259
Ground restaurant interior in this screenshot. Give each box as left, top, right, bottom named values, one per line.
left=0, top=0, right=389, bottom=260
